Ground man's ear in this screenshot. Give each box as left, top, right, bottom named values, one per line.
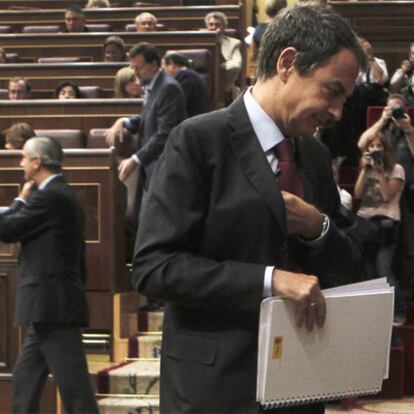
left=276, top=47, right=298, bottom=82
left=33, top=158, right=42, bottom=171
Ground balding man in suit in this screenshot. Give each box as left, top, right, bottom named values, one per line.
left=0, top=137, right=98, bottom=414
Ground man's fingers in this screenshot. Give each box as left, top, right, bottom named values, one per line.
left=305, top=301, right=317, bottom=331
left=316, top=299, right=326, bottom=327
left=295, top=299, right=308, bottom=328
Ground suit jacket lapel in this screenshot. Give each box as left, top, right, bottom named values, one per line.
left=227, top=96, right=287, bottom=237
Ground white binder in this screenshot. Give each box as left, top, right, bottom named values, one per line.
left=256, top=278, right=394, bottom=409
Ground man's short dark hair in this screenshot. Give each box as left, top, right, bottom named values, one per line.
left=388, top=93, right=407, bottom=107
left=129, top=43, right=161, bottom=67
left=65, top=5, right=84, bottom=16
left=163, top=52, right=189, bottom=67
left=9, top=77, right=31, bottom=93
left=257, top=4, right=368, bottom=80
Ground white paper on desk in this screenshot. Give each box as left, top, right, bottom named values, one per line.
left=257, top=278, right=394, bottom=409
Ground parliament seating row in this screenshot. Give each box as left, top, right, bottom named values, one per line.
left=0, top=98, right=142, bottom=131
left=0, top=5, right=244, bottom=36
left=0, top=85, right=104, bottom=99
left=0, top=22, right=169, bottom=33
left=1, top=128, right=136, bottom=155
left=0, top=48, right=213, bottom=102
left=0, top=32, right=222, bottom=106
left=0, top=0, right=239, bottom=9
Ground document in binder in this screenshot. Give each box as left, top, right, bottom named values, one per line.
left=256, top=278, right=394, bottom=409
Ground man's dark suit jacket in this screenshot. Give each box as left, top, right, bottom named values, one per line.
left=126, top=69, right=186, bottom=185
left=0, top=176, right=89, bottom=327
left=175, top=67, right=210, bottom=117
left=132, top=96, right=364, bottom=413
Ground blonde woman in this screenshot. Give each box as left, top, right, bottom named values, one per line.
left=114, top=67, right=142, bottom=98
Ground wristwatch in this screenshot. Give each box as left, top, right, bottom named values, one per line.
left=320, top=214, right=329, bottom=237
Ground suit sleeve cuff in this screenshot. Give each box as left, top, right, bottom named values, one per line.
left=122, top=117, right=133, bottom=130
left=263, top=266, right=274, bottom=298
left=132, top=154, right=141, bottom=165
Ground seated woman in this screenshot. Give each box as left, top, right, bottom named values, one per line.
left=85, top=0, right=110, bottom=7
left=103, top=36, right=128, bottom=62
left=114, top=67, right=142, bottom=98
left=3, top=122, right=35, bottom=149
left=55, top=81, right=82, bottom=99
left=354, top=132, right=407, bottom=324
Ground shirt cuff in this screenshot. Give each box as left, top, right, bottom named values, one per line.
left=263, top=266, right=274, bottom=298
left=132, top=154, right=141, bottom=165
left=14, top=197, right=26, bottom=204
left=298, top=214, right=330, bottom=248
left=122, top=117, right=133, bottom=130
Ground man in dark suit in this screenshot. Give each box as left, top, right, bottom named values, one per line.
left=132, top=4, right=368, bottom=414
left=105, top=43, right=186, bottom=206
left=162, top=51, right=210, bottom=117
left=0, top=137, right=98, bottom=414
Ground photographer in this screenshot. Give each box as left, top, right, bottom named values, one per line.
left=390, top=42, right=414, bottom=104
left=358, top=94, right=414, bottom=306
left=355, top=132, right=406, bottom=324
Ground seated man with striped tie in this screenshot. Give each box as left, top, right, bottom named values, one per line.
left=132, top=4, right=368, bottom=414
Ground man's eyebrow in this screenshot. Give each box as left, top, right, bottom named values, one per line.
left=325, top=81, right=347, bottom=95
left=325, top=80, right=353, bottom=97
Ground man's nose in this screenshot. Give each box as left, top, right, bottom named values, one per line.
left=329, top=100, right=344, bottom=122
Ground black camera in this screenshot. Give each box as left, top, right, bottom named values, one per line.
left=391, top=104, right=406, bottom=119
left=369, top=150, right=383, bottom=161
left=365, top=150, right=383, bottom=170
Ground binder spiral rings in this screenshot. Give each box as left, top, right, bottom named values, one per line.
left=263, top=388, right=380, bottom=409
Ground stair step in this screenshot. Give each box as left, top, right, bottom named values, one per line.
left=128, top=333, right=162, bottom=358
left=407, top=302, right=414, bottom=325
left=395, top=325, right=414, bottom=394
left=378, top=346, right=405, bottom=399
left=138, top=309, right=164, bottom=332
left=97, top=359, right=160, bottom=396
left=98, top=396, right=159, bottom=414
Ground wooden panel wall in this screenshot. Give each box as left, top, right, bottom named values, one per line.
left=331, top=1, right=414, bottom=75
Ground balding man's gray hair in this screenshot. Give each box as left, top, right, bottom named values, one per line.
left=25, top=137, right=64, bottom=173
left=204, top=11, right=228, bottom=29
left=135, top=12, right=157, bottom=24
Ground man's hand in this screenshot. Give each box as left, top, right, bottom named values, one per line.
left=105, top=118, right=125, bottom=146
left=379, top=105, right=393, bottom=126
left=272, top=268, right=326, bottom=330
left=393, top=113, right=412, bottom=132
left=19, top=181, right=36, bottom=201
left=118, top=157, right=138, bottom=182
left=281, top=191, right=324, bottom=239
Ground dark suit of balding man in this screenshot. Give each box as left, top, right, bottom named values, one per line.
left=0, top=175, right=98, bottom=414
